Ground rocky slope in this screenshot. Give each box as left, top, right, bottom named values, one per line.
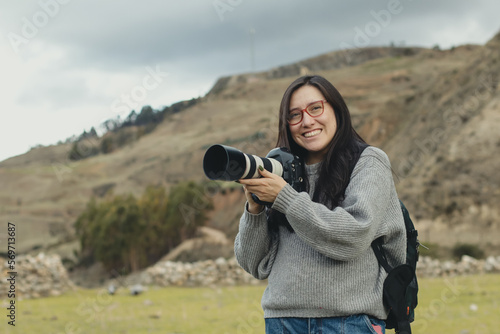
left=385, top=31, right=500, bottom=245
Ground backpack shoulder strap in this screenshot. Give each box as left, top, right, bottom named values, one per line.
left=348, top=143, right=394, bottom=272
left=371, top=236, right=393, bottom=273
left=400, top=200, right=419, bottom=269
left=349, top=142, right=369, bottom=174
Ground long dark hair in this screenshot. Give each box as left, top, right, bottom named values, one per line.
left=268, top=75, right=367, bottom=232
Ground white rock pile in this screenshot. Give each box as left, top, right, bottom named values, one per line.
left=138, top=257, right=261, bottom=287
left=133, top=255, right=500, bottom=288
left=0, top=253, right=75, bottom=300
left=137, top=255, right=500, bottom=287
left=417, top=255, right=500, bottom=277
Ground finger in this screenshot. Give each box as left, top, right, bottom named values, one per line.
left=260, top=169, right=285, bottom=184
left=242, top=183, right=260, bottom=193
left=238, top=178, right=265, bottom=186
left=244, top=185, right=261, bottom=196
left=242, top=185, right=256, bottom=200
left=259, top=168, right=277, bottom=178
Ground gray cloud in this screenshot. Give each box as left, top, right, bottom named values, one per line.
left=1, top=0, right=499, bottom=162
left=16, top=70, right=109, bottom=109
left=4, top=0, right=499, bottom=74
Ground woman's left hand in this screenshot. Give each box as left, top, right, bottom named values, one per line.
left=238, top=168, right=288, bottom=204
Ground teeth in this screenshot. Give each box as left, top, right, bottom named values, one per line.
left=304, top=130, right=321, bottom=138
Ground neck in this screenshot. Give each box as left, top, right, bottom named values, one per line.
left=306, top=152, right=324, bottom=165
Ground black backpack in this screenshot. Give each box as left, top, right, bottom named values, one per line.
left=371, top=200, right=419, bottom=334
left=352, top=144, right=419, bottom=334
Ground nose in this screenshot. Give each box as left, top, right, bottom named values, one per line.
left=301, top=111, right=316, bottom=126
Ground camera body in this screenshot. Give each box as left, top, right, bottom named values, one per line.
left=264, top=147, right=304, bottom=193
left=203, top=144, right=305, bottom=205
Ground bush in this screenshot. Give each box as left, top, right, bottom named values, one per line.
left=452, top=243, right=485, bottom=260
left=100, top=136, right=114, bottom=154
left=419, top=242, right=445, bottom=259
left=68, top=141, right=99, bottom=160
left=74, top=182, right=213, bottom=273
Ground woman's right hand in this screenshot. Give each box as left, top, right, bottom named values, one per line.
left=242, top=185, right=264, bottom=214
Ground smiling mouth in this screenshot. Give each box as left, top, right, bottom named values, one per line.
left=303, top=129, right=321, bottom=138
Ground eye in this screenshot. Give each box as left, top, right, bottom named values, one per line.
left=289, top=111, right=301, bottom=119
left=308, top=102, right=324, bottom=115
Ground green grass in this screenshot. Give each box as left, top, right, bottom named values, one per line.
left=407, top=274, right=500, bottom=334
left=2, top=274, right=499, bottom=334
left=3, top=285, right=266, bottom=334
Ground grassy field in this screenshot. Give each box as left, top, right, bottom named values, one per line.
left=1, top=274, right=499, bottom=334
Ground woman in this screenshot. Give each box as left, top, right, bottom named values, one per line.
left=235, top=75, right=406, bottom=334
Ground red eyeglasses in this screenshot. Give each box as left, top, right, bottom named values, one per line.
left=287, top=100, right=327, bottom=125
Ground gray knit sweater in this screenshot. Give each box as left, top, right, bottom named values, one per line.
left=234, top=146, right=406, bottom=319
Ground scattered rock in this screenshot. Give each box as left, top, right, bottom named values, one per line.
left=130, top=284, right=145, bottom=295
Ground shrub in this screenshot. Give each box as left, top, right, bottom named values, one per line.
left=68, top=141, right=99, bottom=160
left=74, top=182, right=213, bottom=273
left=452, top=243, right=485, bottom=260
left=100, top=136, right=114, bottom=154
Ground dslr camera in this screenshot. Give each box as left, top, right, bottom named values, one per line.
left=203, top=144, right=305, bottom=205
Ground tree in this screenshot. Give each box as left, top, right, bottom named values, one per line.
left=101, top=118, right=120, bottom=132
left=138, top=185, right=171, bottom=263
left=68, top=141, right=99, bottom=160
left=122, top=110, right=137, bottom=127
left=74, top=182, right=213, bottom=274
left=75, top=194, right=144, bottom=272
left=165, top=181, right=213, bottom=247
left=135, top=106, right=155, bottom=126
left=89, top=127, right=98, bottom=137
left=100, top=136, right=114, bottom=154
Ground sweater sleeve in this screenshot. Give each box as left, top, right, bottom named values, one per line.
left=234, top=204, right=279, bottom=280
left=271, top=148, right=398, bottom=262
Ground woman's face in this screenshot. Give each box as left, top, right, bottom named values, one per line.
left=288, top=85, right=337, bottom=164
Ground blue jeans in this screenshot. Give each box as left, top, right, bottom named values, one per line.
left=265, top=314, right=385, bottom=334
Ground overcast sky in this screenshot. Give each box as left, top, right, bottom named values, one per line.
left=0, top=0, right=499, bottom=162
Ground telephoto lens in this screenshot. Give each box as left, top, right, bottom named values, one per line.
left=203, top=144, right=283, bottom=181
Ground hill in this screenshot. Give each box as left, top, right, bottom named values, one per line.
left=1, top=31, right=499, bottom=261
